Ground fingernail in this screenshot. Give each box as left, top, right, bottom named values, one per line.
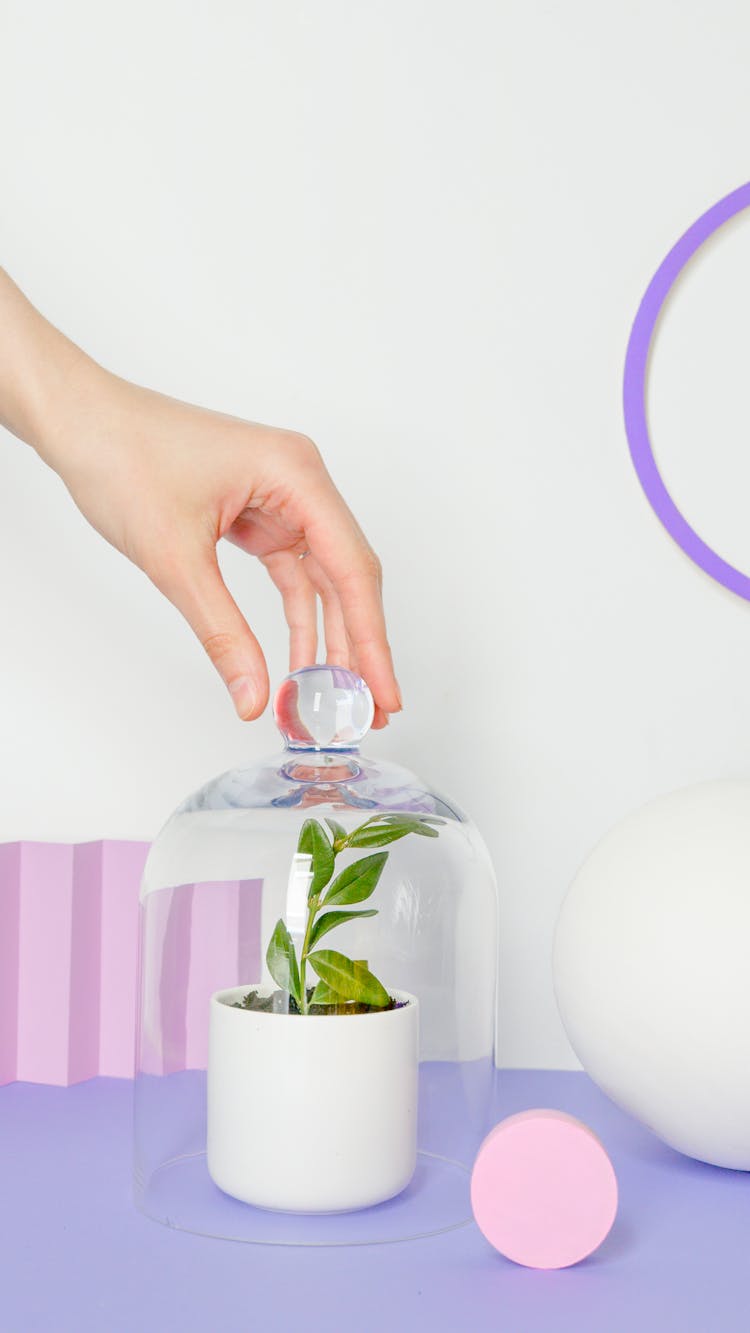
left=395, top=679, right=403, bottom=710
left=228, top=675, right=257, bottom=719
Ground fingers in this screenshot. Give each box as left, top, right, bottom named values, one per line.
left=262, top=550, right=318, bottom=670
left=217, top=428, right=401, bottom=722
left=268, top=552, right=391, bottom=729
left=371, top=704, right=390, bottom=731
left=302, top=555, right=391, bottom=729
left=302, top=555, right=350, bottom=671
left=303, top=490, right=402, bottom=718
left=153, top=541, right=270, bottom=720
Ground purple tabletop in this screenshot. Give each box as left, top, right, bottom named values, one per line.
left=0, top=1071, right=747, bottom=1333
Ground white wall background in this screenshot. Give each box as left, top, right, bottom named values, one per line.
left=2, top=1, right=750, bottom=1067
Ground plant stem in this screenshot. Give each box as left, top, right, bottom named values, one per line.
left=298, top=899, right=317, bottom=1014
left=297, top=842, right=341, bottom=1013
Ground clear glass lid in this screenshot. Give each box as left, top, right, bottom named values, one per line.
left=135, top=666, right=498, bottom=1245
left=157, top=664, right=461, bottom=829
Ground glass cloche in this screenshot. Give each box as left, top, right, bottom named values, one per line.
left=134, top=666, right=498, bottom=1245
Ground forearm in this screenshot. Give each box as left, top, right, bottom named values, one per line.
left=0, top=268, right=101, bottom=466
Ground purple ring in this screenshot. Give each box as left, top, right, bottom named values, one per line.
left=623, top=181, right=750, bottom=600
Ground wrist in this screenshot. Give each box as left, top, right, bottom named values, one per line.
left=0, top=269, right=108, bottom=473
left=32, top=350, right=113, bottom=478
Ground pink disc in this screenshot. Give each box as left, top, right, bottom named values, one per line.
left=470, top=1109, right=618, bottom=1269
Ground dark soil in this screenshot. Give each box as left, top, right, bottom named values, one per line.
left=230, top=987, right=405, bottom=1016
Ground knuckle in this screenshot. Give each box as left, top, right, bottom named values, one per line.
left=201, top=631, right=236, bottom=666
left=361, top=549, right=382, bottom=581
left=283, top=431, right=322, bottom=468
left=350, top=629, right=379, bottom=650
left=338, top=550, right=381, bottom=587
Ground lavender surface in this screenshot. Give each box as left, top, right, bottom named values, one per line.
left=1, top=1071, right=748, bottom=1332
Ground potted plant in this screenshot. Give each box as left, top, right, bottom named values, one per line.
left=207, top=811, right=443, bottom=1213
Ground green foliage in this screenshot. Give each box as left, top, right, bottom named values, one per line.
left=266, top=918, right=301, bottom=1007
left=264, top=810, right=444, bottom=1015
left=308, top=950, right=390, bottom=1008
left=309, top=977, right=343, bottom=1005
left=308, top=908, right=377, bottom=949
left=345, top=825, right=412, bottom=849
left=298, top=819, right=335, bottom=898
left=324, top=818, right=348, bottom=850
left=346, top=813, right=444, bottom=848
left=323, top=851, right=387, bottom=906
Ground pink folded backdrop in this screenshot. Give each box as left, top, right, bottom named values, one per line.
left=140, top=876, right=262, bottom=1077
left=0, top=842, right=263, bottom=1086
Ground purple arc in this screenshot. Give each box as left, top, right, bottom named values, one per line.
left=623, top=181, right=750, bottom=601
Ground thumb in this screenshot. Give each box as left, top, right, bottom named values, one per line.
left=159, top=543, right=269, bottom=720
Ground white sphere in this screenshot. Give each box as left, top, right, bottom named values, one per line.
left=553, top=781, right=750, bottom=1169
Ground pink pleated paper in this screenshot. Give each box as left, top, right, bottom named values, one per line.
left=0, top=842, right=263, bottom=1086
left=0, top=842, right=149, bottom=1085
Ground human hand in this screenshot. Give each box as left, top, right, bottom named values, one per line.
left=0, top=270, right=400, bottom=725
left=46, top=368, right=401, bottom=726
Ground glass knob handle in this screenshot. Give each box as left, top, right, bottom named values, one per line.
left=273, top=666, right=374, bottom=751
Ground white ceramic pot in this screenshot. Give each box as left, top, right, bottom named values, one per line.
left=207, top=985, right=419, bottom=1212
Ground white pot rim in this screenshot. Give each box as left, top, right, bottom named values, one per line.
left=211, top=983, right=417, bottom=1019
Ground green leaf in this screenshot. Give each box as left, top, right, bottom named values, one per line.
left=380, top=814, right=445, bottom=833
left=324, top=817, right=348, bottom=849
left=323, top=851, right=388, bottom=905
left=344, top=825, right=414, bottom=849
left=266, top=918, right=301, bottom=1004
left=308, top=949, right=390, bottom=1007
left=345, top=812, right=446, bottom=846
left=379, top=816, right=436, bottom=836
left=309, top=978, right=346, bottom=1005
left=308, top=908, right=377, bottom=949
left=298, top=819, right=335, bottom=899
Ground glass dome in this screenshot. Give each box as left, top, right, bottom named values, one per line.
left=134, top=666, right=498, bottom=1245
